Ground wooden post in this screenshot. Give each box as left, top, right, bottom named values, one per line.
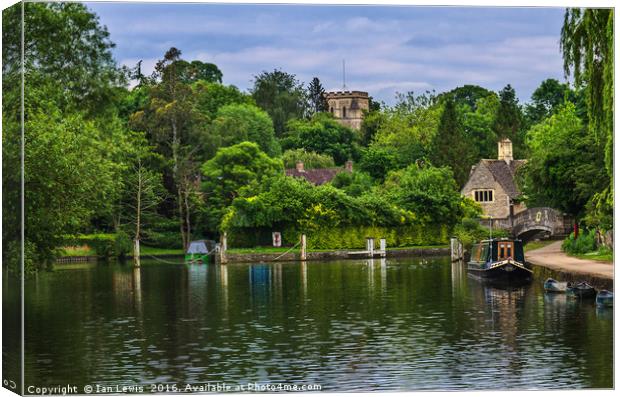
left=380, top=238, right=386, bottom=258
left=300, top=234, right=307, bottom=261
left=220, top=232, right=228, bottom=264
left=366, top=237, right=374, bottom=258
left=450, top=237, right=463, bottom=262
left=133, top=239, right=141, bottom=268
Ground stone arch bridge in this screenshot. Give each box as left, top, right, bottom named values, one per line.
left=483, top=207, right=573, bottom=242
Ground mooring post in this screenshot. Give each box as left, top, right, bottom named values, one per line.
left=380, top=238, right=386, bottom=258
left=367, top=237, right=375, bottom=258
left=133, top=239, right=141, bottom=268
left=450, top=237, right=463, bottom=262
left=300, top=234, right=307, bottom=261
left=220, top=232, right=228, bottom=264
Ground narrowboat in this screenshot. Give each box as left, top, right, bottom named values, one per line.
left=467, top=238, right=532, bottom=281
left=596, top=290, right=613, bottom=307
left=543, top=278, right=568, bottom=293
left=566, top=281, right=596, bottom=299
left=185, top=240, right=216, bottom=264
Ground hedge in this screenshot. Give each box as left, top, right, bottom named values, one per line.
left=227, top=224, right=449, bottom=250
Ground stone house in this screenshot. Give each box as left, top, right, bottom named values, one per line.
left=461, top=139, right=527, bottom=219
left=324, top=91, right=369, bottom=130
left=285, top=160, right=353, bottom=185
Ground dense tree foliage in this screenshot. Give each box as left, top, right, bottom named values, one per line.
left=206, top=103, right=280, bottom=157
left=560, top=8, right=614, bottom=229
left=307, top=77, right=328, bottom=115
left=201, top=142, right=283, bottom=231
left=430, top=97, right=474, bottom=187
left=281, top=113, right=359, bottom=165
left=519, top=103, right=607, bottom=219
left=493, top=84, right=526, bottom=158
left=282, top=149, right=335, bottom=169
left=251, top=69, right=307, bottom=137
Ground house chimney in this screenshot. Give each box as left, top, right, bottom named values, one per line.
left=498, top=138, right=513, bottom=163
left=345, top=160, right=353, bottom=172
left=296, top=160, right=305, bottom=172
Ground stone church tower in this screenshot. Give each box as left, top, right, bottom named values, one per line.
left=324, top=91, right=369, bottom=130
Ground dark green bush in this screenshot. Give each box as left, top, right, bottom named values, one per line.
left=562, top=229, right=597, bottom=254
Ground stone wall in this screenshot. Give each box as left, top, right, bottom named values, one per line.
left=461, top=164, right=511, bottom=219
left=325, top=91, right=369, bottom=130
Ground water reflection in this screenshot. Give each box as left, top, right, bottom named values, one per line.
left=20, top=257, right=613, bottom=390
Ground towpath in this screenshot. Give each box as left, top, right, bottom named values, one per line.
left=527, top=241, right=613, bottom=279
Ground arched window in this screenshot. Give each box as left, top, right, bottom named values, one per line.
left=342, top=106, right=347, bottom=118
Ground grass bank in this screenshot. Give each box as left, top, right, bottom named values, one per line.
left=524, top=240, right=556, bottom=252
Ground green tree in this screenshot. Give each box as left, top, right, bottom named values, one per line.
left=130, top=47, right=208, bottom=248
left=282, top=113, right=359, bottom=165
left=430, top=97, right=474, bottom=188
left=201, top=142, right=283, bottom=231
left=519, top=103, right=607, bottom=220
left=381, top=164, right=465, bottom=227
left=359, top=110, right=387, bottom=146
left=176, top=60, right=223, bottom=84
left=331, top=171, right=374, bottom=197
left=206, top=103, right=280, bottom=157
left=561, top=8, right=614, bottom=228
left=251, top=69, right=307, bottom=136
left=493, top=84, right=526, bottom=158
left=2, top=2, right=124, bottom=116
left=282, top=149, right=335, bottom=169
left=2, top=102, right=128, bottom=272
left=371, top=91, right=441, bottom=166
left=461, top=94, right=499, bottom=159
left=193, top=81, right=254, bottom=121
left=440, top=85, right=494, bottom=111
left=307, top=77, right=328, bottom=115
left=358, top=146, right=400, bottom=182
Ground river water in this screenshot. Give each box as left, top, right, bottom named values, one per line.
left=10, top=256, right=614, bottom=391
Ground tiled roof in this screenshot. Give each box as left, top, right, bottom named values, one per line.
left=285, top=167, right=344, bottom=185
left=479, top=159, right=527, bottom=198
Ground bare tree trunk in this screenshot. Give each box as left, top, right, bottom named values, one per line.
left=134, top=160, right=142, bottom=268
left=171, top=119, right=187, bottom=249
left=184, top=181, right=192, bottom=245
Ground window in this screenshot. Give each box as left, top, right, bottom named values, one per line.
left=474, top=190, right=494, bottom=202
left=342, top=106, right=347, bottom=118
left=498, top=242, right=513, bottom=260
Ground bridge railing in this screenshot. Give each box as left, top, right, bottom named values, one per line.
left=477, top=207, right=573, bottom=237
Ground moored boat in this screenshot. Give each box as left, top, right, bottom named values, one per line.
left=596, top=290, right=613, bottom=307
left=467, top=238, right=532, bottom=281
left=185, top=240, right=216, bottom=264
left=566, top=281, right=596, bottom=299
left=543, top=278, right=568, bottom=293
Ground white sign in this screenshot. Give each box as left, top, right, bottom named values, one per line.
left=272, top=232, right=282, bottom=247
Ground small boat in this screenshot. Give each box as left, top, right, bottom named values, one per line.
left=185, top=240, right=216, bottom=264
left=566, top=281, right=596, bottom=299
left=596, top=290, right=613, bottom=307
left=467, top=238, right=532, bottom=281
left=543, top=278, right=568, bottom=293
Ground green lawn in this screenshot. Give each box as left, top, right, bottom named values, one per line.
left=524, top=240, right=556, bottom=252
left=140, top=246, right=184, bottom=256
left=569, top=250, right=613, bottom=262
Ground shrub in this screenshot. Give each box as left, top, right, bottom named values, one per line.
left=562, top=229, right=597, bottom=254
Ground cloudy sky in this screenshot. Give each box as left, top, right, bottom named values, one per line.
left=87, top=2, right=567, bottom=105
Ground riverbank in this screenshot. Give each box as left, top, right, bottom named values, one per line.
left=55, top=245, right=450, bottom=264
left=224, top=246, right=449, bottom=263
left=527, top=240, right=613, bottom=290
